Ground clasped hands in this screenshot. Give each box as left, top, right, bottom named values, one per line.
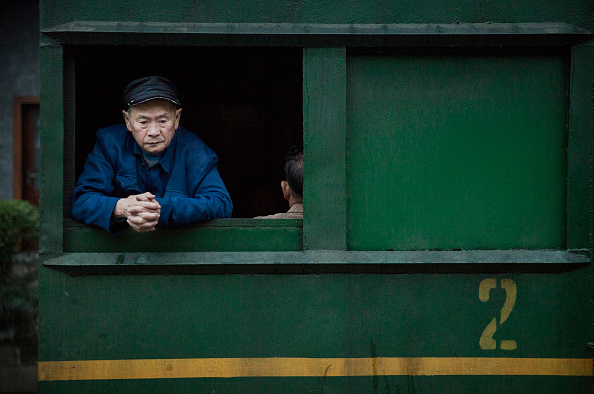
left=113, top=192, right=161, bottom=232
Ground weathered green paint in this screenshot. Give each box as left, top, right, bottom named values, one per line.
left=64, top=227, right=302, bottom=253
left=39, top=0, right=593, bottom=392
left=40, top=0, right=593, bottom=30
left=46, top=250, right=590, bottom=267
left=567, top=40, right=594, bottom=251
left=39, top=270, right=590, bottom=360
left=303, top=48, right=347, bottom=250
left=62, top=54, right=76, bottom=222
left=346, top=54, right=568, bottom=251
left=64, top=219, right=303, bottom=253
left=39, top=267, right=592, bottom=392
left=39, top=39, right=63, bottom=254
left=41, top=22, right=591, bottom=48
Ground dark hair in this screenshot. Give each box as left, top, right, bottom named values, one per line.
left=285, top=145, right=303, bottom=200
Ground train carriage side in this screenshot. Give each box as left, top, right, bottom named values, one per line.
left=38, top=1, right=594, bottom=392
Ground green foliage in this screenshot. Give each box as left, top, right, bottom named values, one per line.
left=0, top=200, right=40, bottom=364
left=0, top=200, right=39, bottom=274
left=0, top=252, right=39, bottom=364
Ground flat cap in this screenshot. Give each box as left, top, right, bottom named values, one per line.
left=123, top=76, right=180, bottom=109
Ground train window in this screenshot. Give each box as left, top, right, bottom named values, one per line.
left=63, top=46, right=303, bottom=252
left=42, top=26, right=590, bottom=267
left=346, top=52, right=568, bottom=251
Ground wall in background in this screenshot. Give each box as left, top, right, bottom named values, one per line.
left=0, top=1, right=39, bottom=200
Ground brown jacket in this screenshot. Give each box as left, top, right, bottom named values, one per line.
left=255, top=203, right=303, bottom=219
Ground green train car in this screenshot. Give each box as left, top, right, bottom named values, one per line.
left=39, top=1, right=593, bottom=392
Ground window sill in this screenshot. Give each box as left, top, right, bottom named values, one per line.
left=44, top=248, right=590, bottom=275
left=63, top=218, right=303, bottom=253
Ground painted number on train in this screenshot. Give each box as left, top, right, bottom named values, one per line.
left=479, top=278, right=517, bottom=351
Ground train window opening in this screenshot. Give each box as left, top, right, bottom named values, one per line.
left=69, top=45, right=303, bottom=220
left=58, top=44, right=587, bottom=257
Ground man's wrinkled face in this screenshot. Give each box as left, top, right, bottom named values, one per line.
left=123, top=99, right=182, bottom=155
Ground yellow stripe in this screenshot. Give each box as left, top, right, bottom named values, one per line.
left=38, top=357, right=593, bottom=381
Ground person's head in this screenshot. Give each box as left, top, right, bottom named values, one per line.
left=281, top=145, right=303, bottom=205
left=121, top=76, right=182, bottom=155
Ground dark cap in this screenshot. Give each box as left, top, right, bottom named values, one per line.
left=123, top=76, right=180, bottom=109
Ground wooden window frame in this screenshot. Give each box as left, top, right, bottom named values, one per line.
left=39, top=23, right=592, bottom=271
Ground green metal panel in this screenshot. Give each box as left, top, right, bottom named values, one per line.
left=40, top=0, right=592, bottom=30
left=346, top=54, right=568, bottom=251
left=46, top=250, right=590, bottom=267
left=38, top=0, right=593, bottom=393
left=39, top=38, right=64, bottom=254
left=64, top=219, right=303, bottom=252
left=41, top=22, right=591, bottom=48
left=303, top=48, right=347, bottom=250
left=567, top=40, right=594, bottom=251
left=38, top=266, right=592, bottom=392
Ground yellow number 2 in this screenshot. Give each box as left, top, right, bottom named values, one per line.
left=479, top=278, right=517, bottom=351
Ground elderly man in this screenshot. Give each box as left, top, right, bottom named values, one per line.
left=71, top=76, right=233, bottom=234
left=256, top=146, right=303, bottom=219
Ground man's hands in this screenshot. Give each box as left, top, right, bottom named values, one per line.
left=114, top=192, right=161, bottom=232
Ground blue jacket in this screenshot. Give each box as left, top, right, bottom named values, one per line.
left=71, top=124, right=233, bottom=234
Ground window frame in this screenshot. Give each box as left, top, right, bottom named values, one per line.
left=40, top=23, right=592, bottom=270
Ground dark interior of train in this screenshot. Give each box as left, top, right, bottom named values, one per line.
left=71, top=45, right=303, bottom=218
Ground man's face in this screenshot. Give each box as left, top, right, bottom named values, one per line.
left=123, top=99, right=182, bottom=155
